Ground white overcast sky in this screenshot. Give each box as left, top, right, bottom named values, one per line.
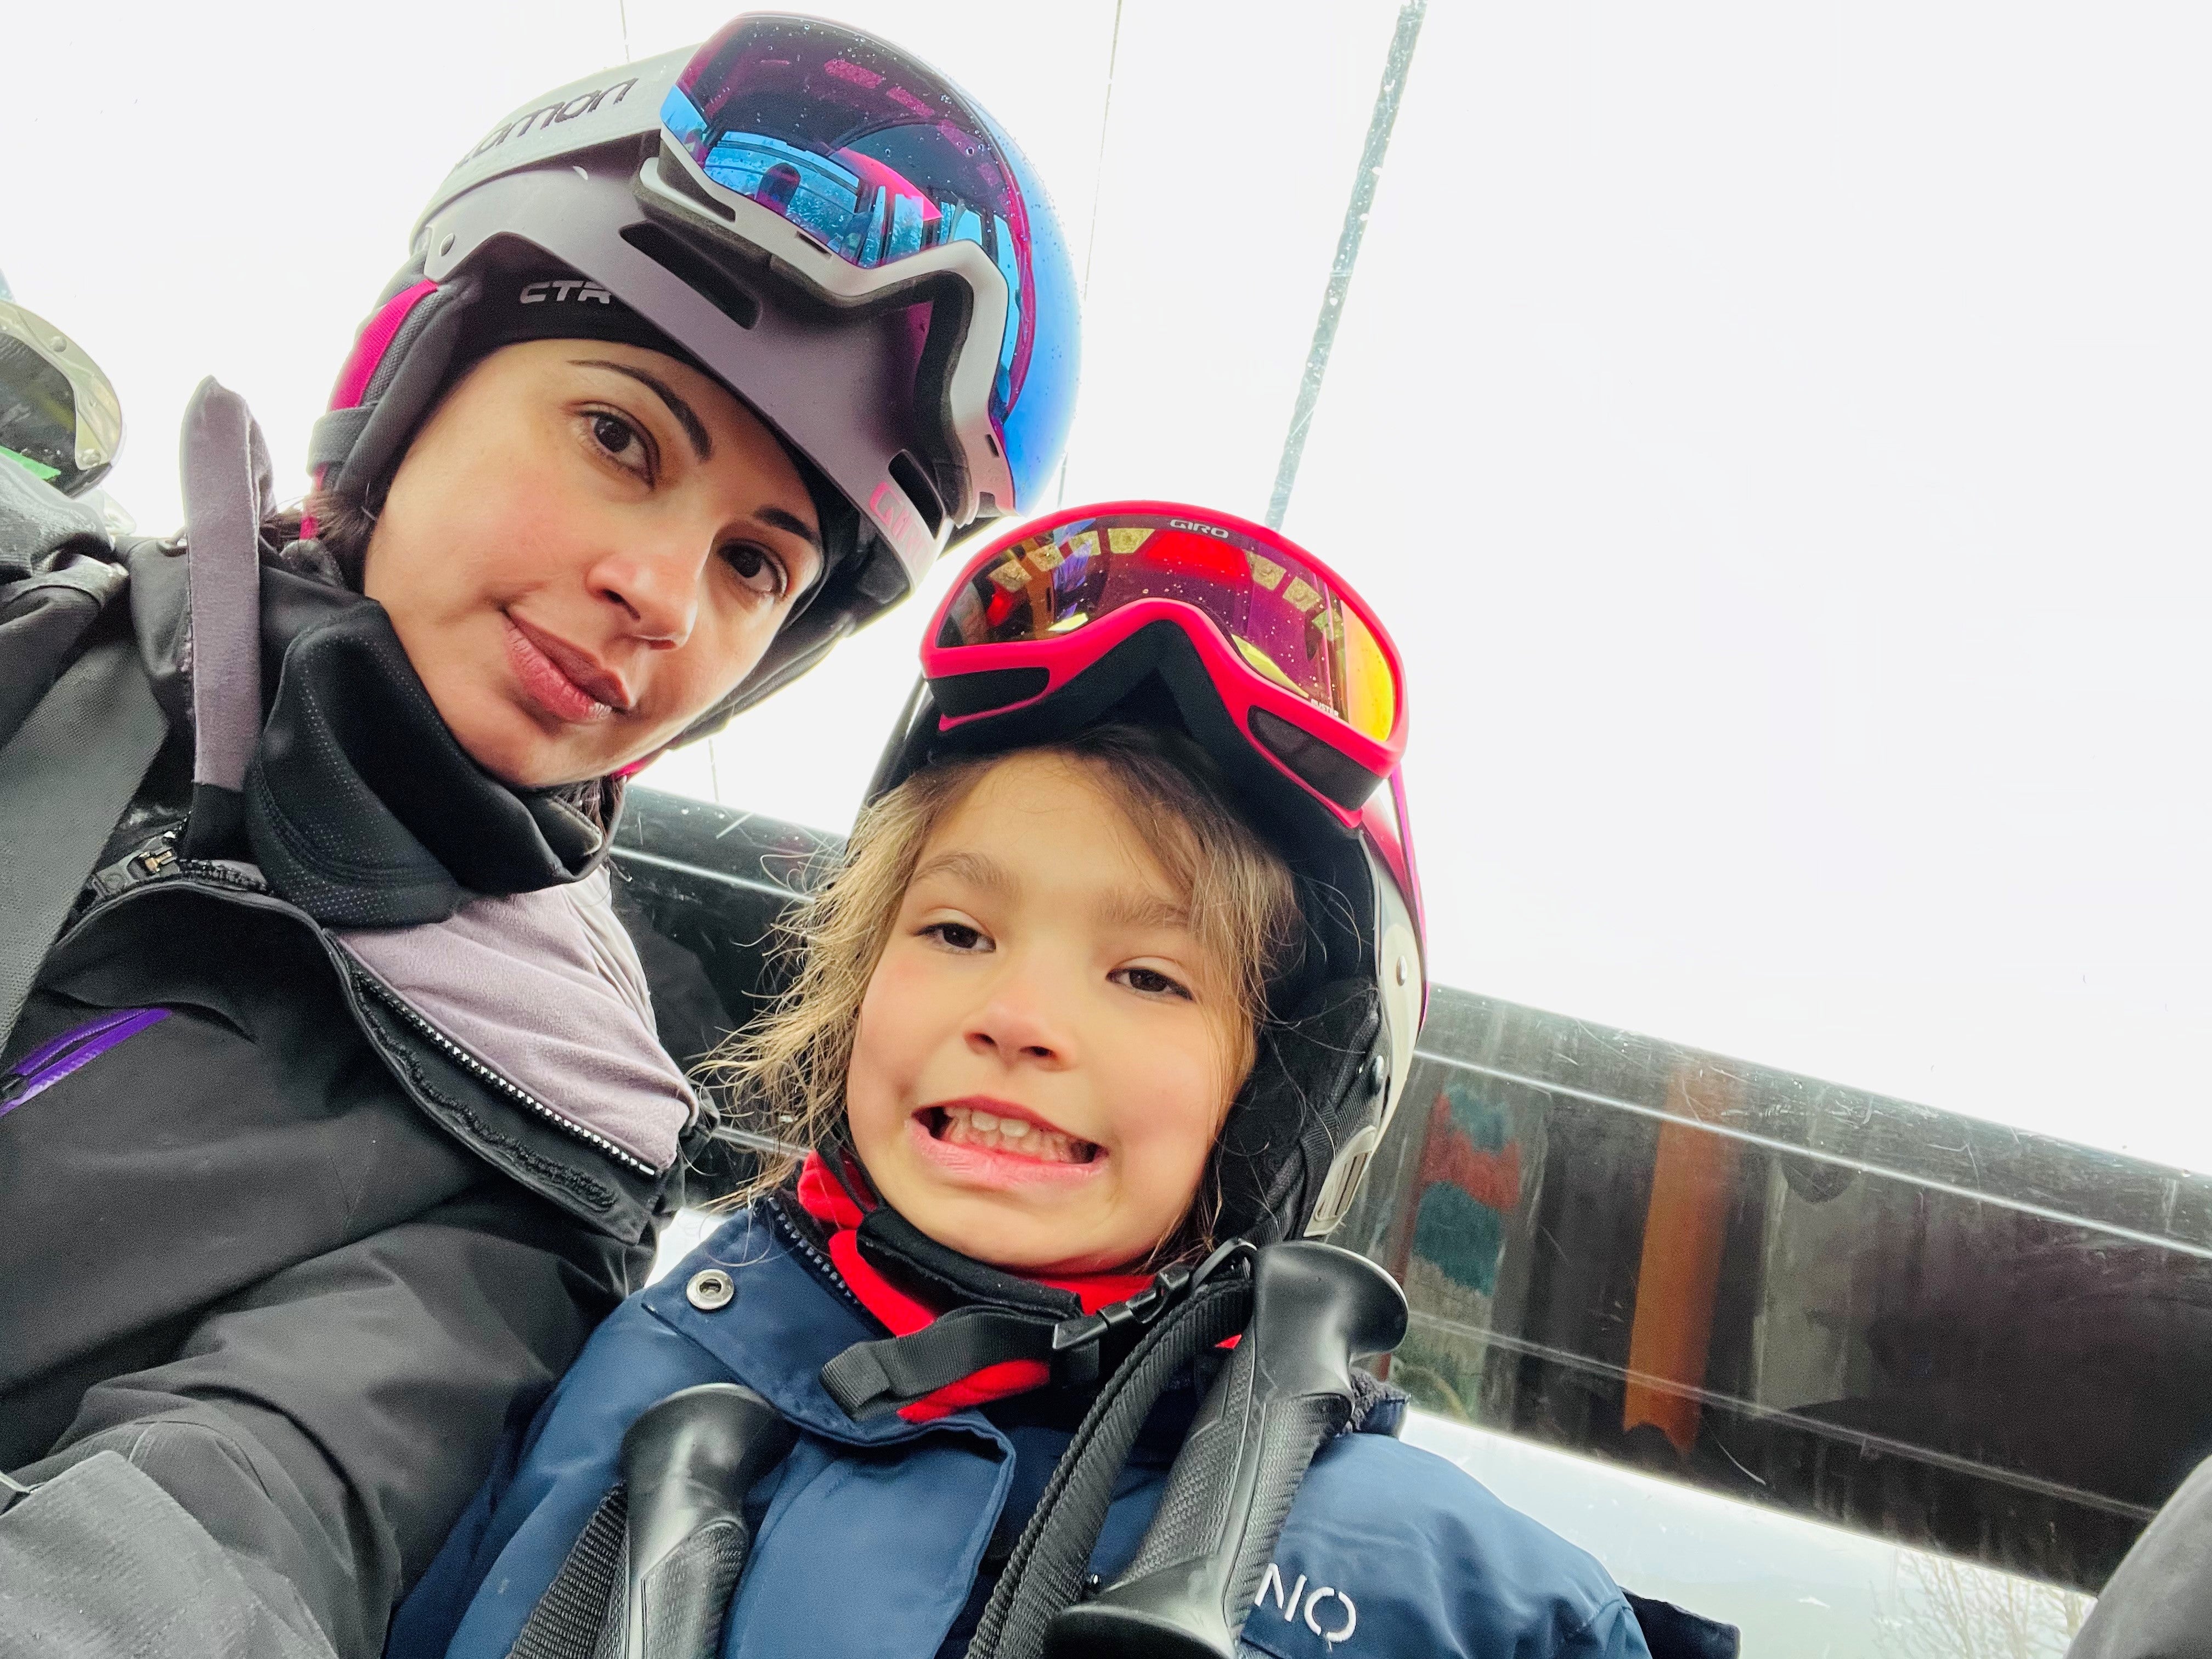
left=9, top=0, right=2210, bottom=1170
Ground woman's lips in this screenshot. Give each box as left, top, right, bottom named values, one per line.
left=907, top=1102, right=1106, bottom=1191
left=502, top=614, right=628, bottom=725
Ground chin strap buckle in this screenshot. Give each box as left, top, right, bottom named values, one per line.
left=820, top=1238, right=1261, bottom=1418
left=1047, top=1240, right=1256, bottom=1388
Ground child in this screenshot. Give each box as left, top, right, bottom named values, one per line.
left=388, top=503, right=1654, bottom=1659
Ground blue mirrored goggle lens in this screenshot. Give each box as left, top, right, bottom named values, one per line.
left=663, top=15, right=1076, bottom=499
left=976, top=105, right=1078, bottom=508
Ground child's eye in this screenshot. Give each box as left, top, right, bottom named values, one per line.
left=923, top=921, right=991, bottom=952
left=585, top=409, right=656, bottom=482
left=721, top=541, right=790, bottom=600
left=1114, top=965, right=1193, bottom=1001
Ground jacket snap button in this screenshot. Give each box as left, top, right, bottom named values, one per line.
left=686, top=1268, right=735, bottom=1311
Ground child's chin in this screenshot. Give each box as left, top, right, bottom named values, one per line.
left=906, top=1192, right=1131, bottom=1276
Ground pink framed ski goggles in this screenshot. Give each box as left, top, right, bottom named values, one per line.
left=924, top=503, right=1409, bottom=829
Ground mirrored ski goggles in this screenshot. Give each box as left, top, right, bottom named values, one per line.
left=0, top=302, right=121, bottom=499
left=929, top=504, right=1407, bottom=815
left=656, top=13, right=1075, bottom=507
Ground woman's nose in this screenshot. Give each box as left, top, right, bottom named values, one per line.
left=586, top=541, right=698, bottom=647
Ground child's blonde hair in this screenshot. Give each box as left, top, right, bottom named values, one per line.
left=703, top=725, right=1301, bottom=1234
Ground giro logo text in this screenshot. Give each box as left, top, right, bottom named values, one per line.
left=1167, top=518, right=1232, bottom=538
left=520, top=280, right=614, bottom=306
left=869, top=478, right=923, bottom=550
left=1254, top=1562, right=1357, bottom=1647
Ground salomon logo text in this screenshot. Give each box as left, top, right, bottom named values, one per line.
left=455, top=77, right=639, bottom=169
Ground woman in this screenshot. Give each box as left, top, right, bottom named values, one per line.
left=0, top=16, right=1076, bottom=1659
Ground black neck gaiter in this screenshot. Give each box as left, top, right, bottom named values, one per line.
left=244, top=596, right=607, bottom=928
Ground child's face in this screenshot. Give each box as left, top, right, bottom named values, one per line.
left=845, top=752, right=1244, bottom=1274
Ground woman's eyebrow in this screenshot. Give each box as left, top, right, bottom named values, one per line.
left=570, top=358, right=712, bottom=461
left=571, top=358, right=823, bottom=559
left=755, top=505, right=824, bottom=554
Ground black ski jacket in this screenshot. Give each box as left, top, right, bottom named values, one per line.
left=0, top=389, right=708, bottom=1659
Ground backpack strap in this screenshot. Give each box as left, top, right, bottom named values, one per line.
left=176, top=379, right=272, bottom=857
left=510, top=1385, right=795, bottom=1659
left=0, top=625, right=164, bottom=1047
left=962, top=1262, right=1256, bottom=1659
left=0, top=379, right=274, bottom=1051
left=972, top=1243, right=1408, bottom=1659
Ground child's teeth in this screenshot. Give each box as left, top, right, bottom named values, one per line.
left=932, top=1106, right=1094, bottom=1165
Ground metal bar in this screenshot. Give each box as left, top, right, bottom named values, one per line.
left=1405, top=1312, right=2161, bottom=1524
left=1418, top=1048, right=2212, bottom=1262
left=1265, top=0, right=1427, bottom=529
left=1055, top=0, right=1127, bottom=508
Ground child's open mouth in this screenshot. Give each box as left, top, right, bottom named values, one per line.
left=921, top=1102, right=1101, bottom=1166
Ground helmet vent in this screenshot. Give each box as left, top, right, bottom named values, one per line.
left=887, top=451, right=945, bottom=537
left=618, top=223, right=760, bottom=330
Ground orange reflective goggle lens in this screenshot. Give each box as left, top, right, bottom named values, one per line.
left=935, top=515, right=1398, bottom=742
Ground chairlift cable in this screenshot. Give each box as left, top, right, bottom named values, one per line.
left=1266, top=0, right=1426, bottom=530
left=1054, top=0, right=1124, bottom=508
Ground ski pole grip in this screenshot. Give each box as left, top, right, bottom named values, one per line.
left=614, top=1382, right=796, bottom=1659
left=1044, top=1243, right=1407, bottom=1659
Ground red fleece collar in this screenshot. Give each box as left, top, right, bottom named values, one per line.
left=797, top=1153, right=1154, bottom=1422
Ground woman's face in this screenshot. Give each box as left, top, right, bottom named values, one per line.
left=364, top=338, right=825, bottom=787
left=844, top=753, right=1246, bottom=1274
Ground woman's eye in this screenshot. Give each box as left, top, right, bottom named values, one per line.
left=588, top=411, right=652, bottom=479
left=721, top=541, right=790, bottom=600
left=925, top=922, right=990, bottom=952
left=1115, top=966, right=1193, bottom=1001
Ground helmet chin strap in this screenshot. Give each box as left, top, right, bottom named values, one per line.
left=789, top=1154, right=1210, bottom=1423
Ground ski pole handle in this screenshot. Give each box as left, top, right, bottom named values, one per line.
left=1044, top=1243, right=1408, bottom=1659
left=614, top=1382, right=796, bottom=1659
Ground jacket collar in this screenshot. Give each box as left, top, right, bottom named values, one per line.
left=638, top=1198, right=1015, bottom=1451
left=244, top=599, right=608, bottom=926
left=111, top=382, right=612, bottom=927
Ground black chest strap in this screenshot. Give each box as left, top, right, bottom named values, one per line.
left=816, top=1201, right=1237, bottom=1420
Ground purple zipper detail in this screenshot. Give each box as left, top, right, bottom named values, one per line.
left=1, top=1008, right=171, bottom=1119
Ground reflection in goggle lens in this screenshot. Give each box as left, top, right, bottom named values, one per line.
left=661, top=16, right=1039, bottom=432
left=939, top=516, right=1398, bottom=742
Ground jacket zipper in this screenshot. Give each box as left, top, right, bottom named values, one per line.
left=767, top=1193, right=873, bottom=1323
left=2, top=1007, right=171, bottom=1117
left=347, top=967, right=661, bottom=1178
left=67, top=830, right=661, bottom=1184
left=79, top=828, right=268, bottom=911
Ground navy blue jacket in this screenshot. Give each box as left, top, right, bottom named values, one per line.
left=388, top=1199, right=1652, bottom=1659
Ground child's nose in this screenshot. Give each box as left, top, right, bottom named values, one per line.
left=965, top=978, right=1070, bottom=1067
